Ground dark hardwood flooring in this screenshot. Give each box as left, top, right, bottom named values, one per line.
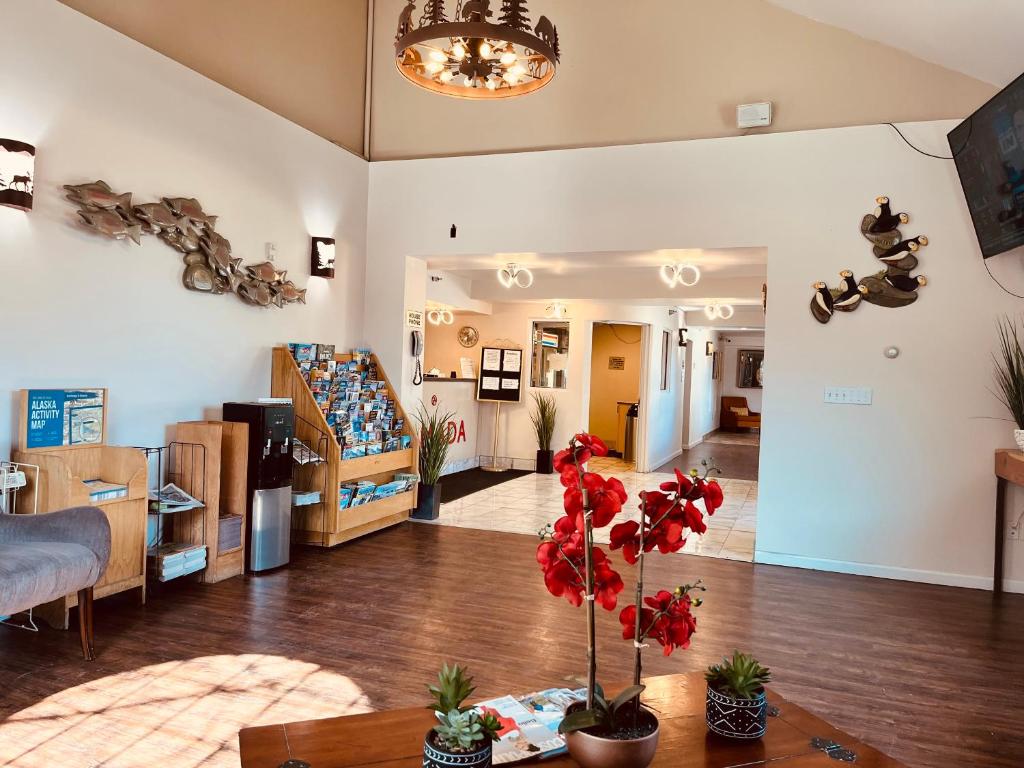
left=1, top=523, right=1022, bottom=768
left=656, top=441, right=760, bottom=481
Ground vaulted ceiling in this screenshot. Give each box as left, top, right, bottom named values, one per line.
left=58, top=0, right=1005, bottom=160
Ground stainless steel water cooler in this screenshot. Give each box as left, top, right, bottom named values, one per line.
left=223, top=402, right=294, bottom=572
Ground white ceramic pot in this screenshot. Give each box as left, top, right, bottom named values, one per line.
left=1015, top=429, right=1024, bottom=452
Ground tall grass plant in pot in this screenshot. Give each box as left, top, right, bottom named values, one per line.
left=530, top=393, right=558, bottom=474
left=993, top=316, right=1024, bottom=450
left=414, top=405, right=455, bottom=520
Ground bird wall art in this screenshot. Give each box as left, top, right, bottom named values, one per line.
left=63, top=180, right=306, bottom=309
left=810, top=196, right=928, bottom=324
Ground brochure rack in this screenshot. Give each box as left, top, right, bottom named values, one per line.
left=270, top=347, right=418, bottom=547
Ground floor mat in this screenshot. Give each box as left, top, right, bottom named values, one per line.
left=704, top=430, right=760, bottom=446
left=440, top=467, right=534, bottom=502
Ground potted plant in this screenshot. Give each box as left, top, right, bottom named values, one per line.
left=536, top=433, right=724, bottom=768
left=423, top=663, right=502, bottom=768
left=704, top=651, right=772, bottom=740
left=994, top=315, right=1024, bottom=450
left=414, top=405, right=456, bottom=520
left=530, top=392, right=558, bottom=474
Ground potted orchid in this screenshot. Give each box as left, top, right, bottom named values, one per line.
left=536, top=433, right=723, bottom=768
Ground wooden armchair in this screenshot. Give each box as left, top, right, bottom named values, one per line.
left=720, top=396, right=761, bottom=432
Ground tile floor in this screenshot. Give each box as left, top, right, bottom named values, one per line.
left=421, top=456, right=757, bottom=562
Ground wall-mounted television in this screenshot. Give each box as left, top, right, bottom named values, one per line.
left=949, top=71, right=1024, bottom=259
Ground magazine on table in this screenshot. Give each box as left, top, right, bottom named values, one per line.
left=473, top=687, right=586, bottom=764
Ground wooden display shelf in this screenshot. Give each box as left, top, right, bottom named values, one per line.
left=271, top=346, right=418, bottom=547
left=174, top=420, right=249, bottom=583
left=10, top=444, right=148, bottom=629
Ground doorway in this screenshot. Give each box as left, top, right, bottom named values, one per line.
left=588, top=323, right=643, bottom=467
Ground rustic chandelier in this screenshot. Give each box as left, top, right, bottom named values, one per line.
left=395, top=0, right=560, bottom=99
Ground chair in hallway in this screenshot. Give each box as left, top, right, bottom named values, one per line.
left=0, top=506, right=111, bottom=660
left=720, top=396, right=761, bottom=432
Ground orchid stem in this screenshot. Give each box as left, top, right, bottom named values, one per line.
left=573, top=447, right=597, bottom=710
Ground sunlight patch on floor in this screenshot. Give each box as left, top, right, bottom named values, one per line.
left=0, top=654, right=371, bottom=768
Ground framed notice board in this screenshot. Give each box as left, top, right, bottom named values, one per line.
left=476, top=347, right=523, bottom=403
left=18, top=388, right=108, bottom=449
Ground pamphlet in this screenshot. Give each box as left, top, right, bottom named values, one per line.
left=148, top=483, right=203, bottom=513
left=460, top=357, right=476, bottom=379
left=481, top=376, right=500, bottom=391
left=501, top=379, right=519, bottom=390
left=473, top=687, right=586, bottom=764
left=502, top=349, right=522, bottom=373
left=292, top=439, right=323, bottom=465
left=482, top=348, right=502, bottom=371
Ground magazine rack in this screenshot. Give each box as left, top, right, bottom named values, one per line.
left=271, top=347, right=418, bottom=547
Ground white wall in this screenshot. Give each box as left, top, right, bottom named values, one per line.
left=366, top=121, right=1024, bottom=592
left=684, top=328, right=720, bottom=446
left=1, top=1, right=368, bottom=459
left=719, top=332, right=766, bottom=413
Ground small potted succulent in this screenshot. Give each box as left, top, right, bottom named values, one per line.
left=414, top=405, right=456, bottom=520
left=705, top=651, right=772, bottom=740
left=423, top=663, right=502, bottom=768
left=530, top=392, right=558, bottom=474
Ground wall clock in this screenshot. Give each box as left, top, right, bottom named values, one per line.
left=458, top=326, right=479, bottom=348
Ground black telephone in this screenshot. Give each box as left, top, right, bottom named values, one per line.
left=411, top=330, right=423, bottom=384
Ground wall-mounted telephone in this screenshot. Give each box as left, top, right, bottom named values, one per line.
left=411, top=330, right=423, bottom=385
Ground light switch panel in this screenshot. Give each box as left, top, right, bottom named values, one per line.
left=824, top=386, right=873, bottom=405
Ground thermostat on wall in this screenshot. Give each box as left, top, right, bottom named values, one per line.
left=737, top=102, right=772, bottom=129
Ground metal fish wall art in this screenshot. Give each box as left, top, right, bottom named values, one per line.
left=63, top=180, right=307, bottom=309
left=810, top=195, right=929, bottom=325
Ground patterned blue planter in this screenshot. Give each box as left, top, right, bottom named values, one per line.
left=705, top=686, right=767, bottom=739
left=423, top=731, right=492, bottom=768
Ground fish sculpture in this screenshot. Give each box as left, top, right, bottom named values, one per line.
left=246, top=261, right=285, bottom=284
left=160, top=223, right=201, bottom=253
left=200, top=231, right=234, bottom=274
left=133, top=202, right=179, bottom=234
left=64, top=180, right=132, bottom=214
left=162, top=197, right=218, bottom=229
left=237, top=278, right=273, bottom=307
left=272, top=280, right=307, bottom=307
left=77, top=209, right=142, bottom=244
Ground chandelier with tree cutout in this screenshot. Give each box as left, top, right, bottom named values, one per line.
left=395, top=0, right=560, bottom=99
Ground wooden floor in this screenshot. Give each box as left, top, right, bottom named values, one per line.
left=1, top=523, right=1021, bottom=768
left=656, top=442, right=761, bottom=481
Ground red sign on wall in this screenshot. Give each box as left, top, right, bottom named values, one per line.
left=445, top=419, right=467, bottom=444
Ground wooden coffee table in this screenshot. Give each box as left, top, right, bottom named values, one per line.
left=238, top=673, right=905, bottom=768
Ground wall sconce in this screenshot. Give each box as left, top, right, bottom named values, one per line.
left=0, top=139, right=35, bottom=211
left=427, top=308, right=454, bottom=325
left=310, top=236, right=336, bottom=278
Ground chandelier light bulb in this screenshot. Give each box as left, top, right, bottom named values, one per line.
left=503, top=72, right=519, bottom=85
left=425, top=61, right=444, bottom=74
left=485, top=78, right=497, bottom=90
left=500, top=50, right=517, bottom=66
left=452, top=43, right=467, bottom=60
left=428, top=49, right=447, bottom=63
left=439, top=70, right=454, bottom=83
left=703, top=303, right=735, bottom=320
left=465, top=75, right=476, bottom=87
left=479, top=41, right=492, bottom=58
left=497, top=263, right=534, bottom=289
left=659, top=263, right=701, bottom=288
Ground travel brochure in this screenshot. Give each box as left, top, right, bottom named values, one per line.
left=473, top=687, right=586, bottom=764
left=338, top=472, right=418, bottom=510
left=288, top=344, right=411, bottom=457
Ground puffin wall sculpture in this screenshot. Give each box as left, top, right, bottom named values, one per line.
left=810, top=195, right=928, bottom=324
left=64, top=180, right=307, bottom=309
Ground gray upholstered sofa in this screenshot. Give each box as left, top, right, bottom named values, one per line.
left=0, top=507, right=111, bottom=660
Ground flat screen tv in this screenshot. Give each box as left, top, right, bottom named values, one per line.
left=949, top=71, right=1024, bottom=258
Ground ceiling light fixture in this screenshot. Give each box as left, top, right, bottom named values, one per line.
left=497, top=262, right=534, bottom=289
left=659, top=263, right=701, bottom=288
left=395, top=0, right=560, bottom=100
left=427, top=308, right=454, bottom=325
left=703, top=304, right=734, bottom=320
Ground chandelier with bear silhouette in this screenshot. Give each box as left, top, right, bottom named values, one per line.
left=395, top=0, right=560, bottom=99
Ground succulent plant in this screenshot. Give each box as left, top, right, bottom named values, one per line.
left=705, top=651, right=772, bottom=699
left=427, top=664, right=503, bottom=753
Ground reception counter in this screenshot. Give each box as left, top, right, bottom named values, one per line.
left=423, top=378, right=480, bottom=476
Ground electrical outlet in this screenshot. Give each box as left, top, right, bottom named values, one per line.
left=824, top=386, right=873, bottom=405
left=265, top=242, right=278, bottom=261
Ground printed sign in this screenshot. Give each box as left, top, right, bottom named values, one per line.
left=25, top=388, right=105, bottom=448
left=406, top=309, right=424, bottom=329
left=609, top=356, right=626, bottom=370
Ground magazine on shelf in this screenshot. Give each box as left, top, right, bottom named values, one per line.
left=148, top=482, right=203, bottom=513
left=473, top=687, right=586, bottom=764
left=292, top=439, right=323, bottom=465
